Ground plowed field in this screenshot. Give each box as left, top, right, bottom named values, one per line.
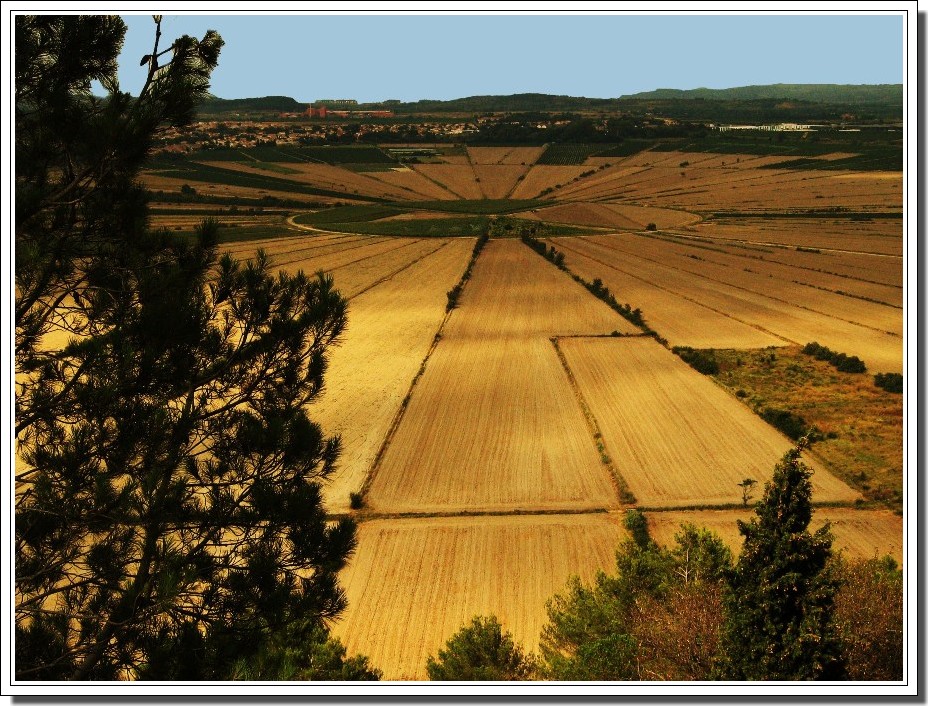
left=557, top=337, right=860, bottom=507
left=308, top=238, right=474, bottom=512
left=366, top=239, right=633, bottom=514
left=332, top=513, right=625, bottom=680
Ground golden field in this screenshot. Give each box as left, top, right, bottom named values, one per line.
left=127, top=142, right=907, bottom=678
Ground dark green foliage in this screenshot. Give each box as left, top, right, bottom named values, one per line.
left=446, top=284, right=463, bottom=311
left=293, top=205, right=404, bottom=225
left=426, top=616, right=536, bottom=681
left=721, top=443, right=846, bottom=680
left=623, top=509, right=651, bottom=549
left=222, top=622, right=381, bottom=681
left=802, top=342, right=867, bottom=374
left=672, top=346, right=720, bottom=375
left=874, top=372, right=903, bottom=394
left=759, top=407, right=815, bottom=442
left=539, top=514, right=731, bottom=681
left=16, top=15, right=370, bottom=681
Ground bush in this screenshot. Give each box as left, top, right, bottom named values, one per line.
left=426, top=616, right=536, bottom=680
left=672, top=347, right=719, bottom=375
left=759, top=407, right=812, bottom=441
left=801, top=342, right=867, bottom=373
left=874, top=372, right=903, bottom=393
left=349, top=492, right=364, bottom=510
left=645, top=222, right=657, bottom=231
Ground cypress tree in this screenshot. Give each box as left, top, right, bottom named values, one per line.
left=721, top=441, right=846, bottom=680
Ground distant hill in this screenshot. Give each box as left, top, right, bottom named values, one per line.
left=197, top=95, right=307, bottom=115
left=192, top=84, right=902, bottom=121
left=621, top=84, right=902, bottom=105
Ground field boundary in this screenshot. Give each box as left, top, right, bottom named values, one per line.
left=341, top=506, right=616, bottom=523
left=354, top=235, right=489, bottom=505
left=552, top=237, right=794, bottom=344
left=346, top=240, right=451, bottom=301
left=550, top=336, right=636, bottom=504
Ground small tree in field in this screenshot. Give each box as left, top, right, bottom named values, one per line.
left=737, top=478, right=757, bottom=506
left=721, top=440, right=846, bottom=680
left=426, top=616, right=536, bottom=681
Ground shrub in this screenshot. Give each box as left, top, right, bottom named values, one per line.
left=349, top=492, right=364, bottom=510
left=645, top=222, right=657, bottom=231
left=672, top=347, right=719, bottom=375
left=801, top=342, right=867, bottom=373
left=759, top=407, right=812, bottom=441
left=874, top=372, right=903, bottom=393
left=426, top=616, right=536, bottom=681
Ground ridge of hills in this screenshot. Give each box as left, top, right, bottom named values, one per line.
left=195, top=84, right=902, bottom=117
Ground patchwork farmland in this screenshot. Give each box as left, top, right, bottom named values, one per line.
left=142, top=139, right=905, bottom=679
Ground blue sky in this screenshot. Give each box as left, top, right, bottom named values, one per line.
left=117, top=13, right=904, bottom=103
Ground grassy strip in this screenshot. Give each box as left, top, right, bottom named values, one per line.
left=293, top=205, right=406, bottom=225
left=146, top=188, right=323, bottom=209
left=711, top=210, right=903, bottom=220
left=215, top=224, right=301, bottom=243
left=318, top=216, right=492, bottom=237
left=306, top=215, right=598, bottom=238
left=404, top=199, right=548, bottom=214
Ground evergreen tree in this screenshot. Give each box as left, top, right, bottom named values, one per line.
left=15, top=15, right=367, bottom=680
left=426, top=616, right=536, bottom=681
left=721, top=441, right=846, bottom=680
left=539, top=511, right=731, bottom=680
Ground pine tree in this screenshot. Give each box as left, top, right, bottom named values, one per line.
left=15, top=16, right=367, bottom=680
left=721, top=441, right=846, bottom=680
left=426, top=616, right=536, bottom=681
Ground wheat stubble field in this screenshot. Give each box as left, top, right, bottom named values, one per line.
left=148, top=139, right=905, bottom=678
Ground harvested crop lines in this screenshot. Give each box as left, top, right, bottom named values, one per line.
left=557, top=337, right=860, bottom=508
left=332, top=513, right=625, bottom=680
left=646, top=508, right=903, bottom=564
left=310, top=238, right=475, bottom=513
left=566, top=234, right=902, bottom=373
left=365, top=239, right=634, bottom=514
left=549, top=236, right=783, bottom=349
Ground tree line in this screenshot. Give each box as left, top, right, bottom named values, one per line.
left=426, top=443, right=903, bottom=681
